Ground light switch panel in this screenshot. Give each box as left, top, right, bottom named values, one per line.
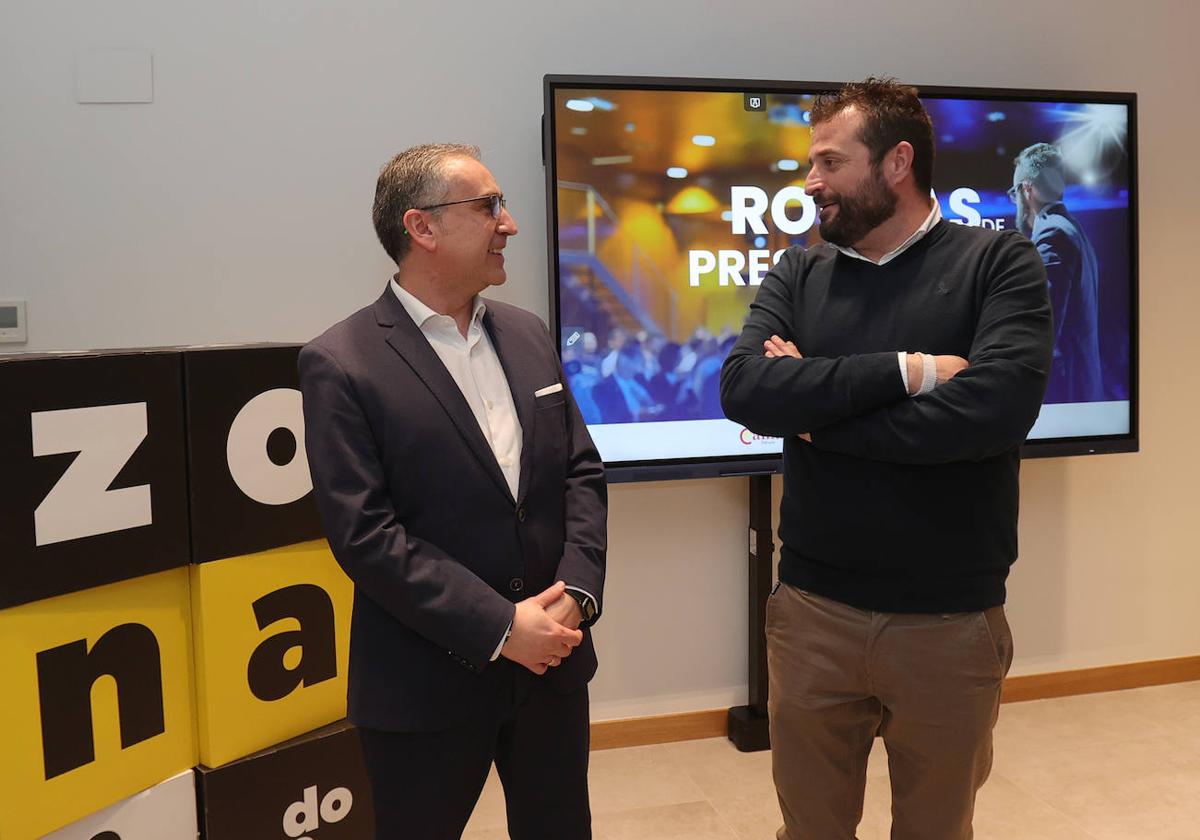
left=0, top=300, right=27, bottom=343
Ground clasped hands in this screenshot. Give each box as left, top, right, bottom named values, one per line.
left=501, top=580, right=584, bottom=675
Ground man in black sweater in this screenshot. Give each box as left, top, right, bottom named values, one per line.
left=720, top=79, right=1052, bottom=840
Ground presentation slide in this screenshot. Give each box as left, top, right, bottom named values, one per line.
left=550, top=84, right=1133, bottom=465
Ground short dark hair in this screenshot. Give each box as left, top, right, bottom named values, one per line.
left=372, top=143, right=480, bottom=265
left=810, top=77, right=935, bottom=193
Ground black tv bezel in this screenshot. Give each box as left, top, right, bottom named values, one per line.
left=543, top=74, right=1139, bottom=482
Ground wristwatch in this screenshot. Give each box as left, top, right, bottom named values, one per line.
left=567, top=589, right=597, bottom=623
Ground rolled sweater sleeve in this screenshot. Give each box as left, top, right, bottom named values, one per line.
left=811, top=231, right=1053, bottom=464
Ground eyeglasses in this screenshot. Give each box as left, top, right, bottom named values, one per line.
left=418, top=193, right=507, bottom=218
left=1006, top=183, right=1025, bottom=204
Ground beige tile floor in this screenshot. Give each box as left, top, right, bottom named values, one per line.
left=463, top=680, right=1200, bottom=839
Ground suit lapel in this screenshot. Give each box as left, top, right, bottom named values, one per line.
left=483, top=305, right=537, bottom=505
left=374, top=290, right=514, bottom=504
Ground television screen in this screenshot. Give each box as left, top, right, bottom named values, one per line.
left=543, top=75, right=1138, bottom=481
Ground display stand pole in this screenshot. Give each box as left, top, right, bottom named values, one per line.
left=726, top=473, right=773, bottom=752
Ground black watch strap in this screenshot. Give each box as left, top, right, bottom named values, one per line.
left=567, top=588, right=597, bottom=622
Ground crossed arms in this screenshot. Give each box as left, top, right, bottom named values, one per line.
left=720, top=239, right=1053, bottom=465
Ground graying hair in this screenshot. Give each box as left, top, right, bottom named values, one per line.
left=372, top=143, right=481, bottom=264
left=1013, top=143, right=1066, bottom=202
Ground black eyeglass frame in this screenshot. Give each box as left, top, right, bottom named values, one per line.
left=417, top=193, right=507, bottom=218
left=1006, top=182, right=1028, bottom=203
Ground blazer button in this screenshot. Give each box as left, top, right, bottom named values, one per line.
left=509, top=577, right=524, bottom=593
left=517, top=506, right=527, bottom=522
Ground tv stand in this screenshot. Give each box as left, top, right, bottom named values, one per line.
left=726, top=473, right=773, bottom=752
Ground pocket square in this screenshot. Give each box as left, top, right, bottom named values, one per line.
left=534, top=382, right=564, bottom=397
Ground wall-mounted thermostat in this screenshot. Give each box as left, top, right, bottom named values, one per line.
left=0, top=300, right=27, bottom=343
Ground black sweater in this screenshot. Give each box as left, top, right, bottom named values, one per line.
left=720, top=221, right=1053, bottom=613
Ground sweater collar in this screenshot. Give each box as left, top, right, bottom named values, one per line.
left=831, top=198, right=943, bottom=266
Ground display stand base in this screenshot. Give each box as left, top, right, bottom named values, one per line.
left=727, top=704, right=770, bottom=752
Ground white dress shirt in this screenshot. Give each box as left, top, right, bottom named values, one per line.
left=391, top=279, right=522, bottom=497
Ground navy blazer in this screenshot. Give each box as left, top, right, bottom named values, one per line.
left=1031, top=202, right=1103, bottom=403
left=299, top=288, right=607, bottom=731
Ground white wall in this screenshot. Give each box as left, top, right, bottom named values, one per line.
left=3, top=0, right=1198, bottom=721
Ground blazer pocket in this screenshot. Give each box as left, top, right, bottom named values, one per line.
left=535, top=391, right=567, bottom=409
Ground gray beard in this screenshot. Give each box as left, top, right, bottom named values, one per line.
left=1015, top=198, right=1033, bottom=237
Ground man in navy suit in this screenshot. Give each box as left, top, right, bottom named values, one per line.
left=299, top=144, right=607, bottom=839
left=1012, top=143, right=1104, bottom=402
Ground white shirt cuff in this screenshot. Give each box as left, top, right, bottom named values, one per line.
left=490, top=621, right=512, bottom=662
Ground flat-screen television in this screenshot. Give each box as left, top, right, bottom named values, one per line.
left=542, top=75, right=1138, bottom=482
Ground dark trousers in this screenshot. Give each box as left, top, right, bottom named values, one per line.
left=358, top=669, right=591, bottom=840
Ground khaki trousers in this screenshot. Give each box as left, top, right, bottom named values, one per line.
left=766, top=583, right=1013, bottom=840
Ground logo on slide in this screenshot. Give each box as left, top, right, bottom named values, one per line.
left=739, top=428, right=779, bottom=446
